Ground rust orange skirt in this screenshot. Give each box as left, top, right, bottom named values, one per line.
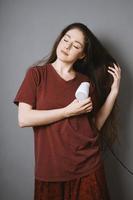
left=34, top=164, right=110, bottom=200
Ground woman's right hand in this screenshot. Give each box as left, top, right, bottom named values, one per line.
left=64, top=97, right=93, bottom=117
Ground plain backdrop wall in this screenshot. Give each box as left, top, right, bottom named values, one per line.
left=0, top=0, right=133, bottom=199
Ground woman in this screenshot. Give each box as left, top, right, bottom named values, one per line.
left=13, top=22, right=121, bottom=200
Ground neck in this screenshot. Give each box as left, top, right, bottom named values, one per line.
left=51, top=59, right=75, bottom=74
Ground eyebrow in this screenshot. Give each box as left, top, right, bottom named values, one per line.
left=65, top=34, right=84, bottom=47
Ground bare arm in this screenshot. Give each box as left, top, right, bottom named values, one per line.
left=94, top=63, right=121, bottom=130
left=94, top=90, right=118, bottom=130
left=18, top=97, right=93, bottom=128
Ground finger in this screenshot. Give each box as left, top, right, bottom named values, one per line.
left=86, top=107, right=93, bottom=112
left=114, top=62, right=121, bottom=70
left=83, top=103, right=93, bottom=110
left=113, top=63, right=121, bottom=75
left=84, top=100, right=92, bottom=107
left=108, top=63, right=121, bottom=73
left=108, top=70, right=117, bottom=79
left=108, top=67, right=119, bottom=79
left=82, top=104, right=92, bottom=111
left=108, top=66, right=118, bottom=73
left=83, top=97, right=91, bottom=102
left=80, top=97, right=92, bottom=105
left=109, top=64, right=121, bottom=79
left=113, top=63, right=119, bottom=69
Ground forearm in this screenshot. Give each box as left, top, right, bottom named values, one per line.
left=18, top=97, right=93, bottom=128
left=94, top=90, right=118, bottom=131
left=19, top=108, right=67, bottom=128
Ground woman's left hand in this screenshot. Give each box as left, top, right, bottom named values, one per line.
left=107, top=63, right=121, bottom=95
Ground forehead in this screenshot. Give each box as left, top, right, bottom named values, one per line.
left=64, top=28, right=85, bottom=43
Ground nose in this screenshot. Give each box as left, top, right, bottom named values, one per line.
left=65, top=42, right=72, bottom=50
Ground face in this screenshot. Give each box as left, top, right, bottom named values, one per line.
left=56, top=28, right=85, bottom=64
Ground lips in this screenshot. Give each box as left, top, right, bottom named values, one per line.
left=61, top=50, right=69, bottom=56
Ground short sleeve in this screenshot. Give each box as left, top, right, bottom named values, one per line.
left=13, top=66, right=39, bottom=108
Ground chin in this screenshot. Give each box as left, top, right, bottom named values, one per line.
left=57, top=50, right=75, bottom=63
left=57, top=54, right=69, bottom=62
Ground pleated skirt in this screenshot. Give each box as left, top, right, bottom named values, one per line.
left=34, top=164, right=110, bottom=200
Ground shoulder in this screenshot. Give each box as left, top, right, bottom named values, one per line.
left=27, top=63, right=48, bottom=74
left=25, top=64, right=48, bottom=86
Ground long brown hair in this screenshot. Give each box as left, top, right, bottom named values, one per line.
left=31, top=22, right=119, bottom=149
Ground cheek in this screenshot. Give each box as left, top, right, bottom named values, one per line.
left=71, top=51, right=82, bottom=58
left=58, top=40, right=63, bottom=48
left=56, top=41, right=63, bottom=53
left=56, top=44, right=61, bottom=56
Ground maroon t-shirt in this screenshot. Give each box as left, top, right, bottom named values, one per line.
left=13, top=63, right=103, bottom=181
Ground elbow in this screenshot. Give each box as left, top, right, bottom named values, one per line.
left=94, top=121, right=101, bottom=131
left=93, top=117, right=102, bottom=131
left=18, top=118, right=27, bottom=128
left=96, top=124, right=102, bottom=131
left=18, top=113, right=29, bottom=128
left=18, top=114, right=33, bottom=128
left=18, top=121, right=25, bottom=128
left=18, top=103, right=32, bottom=128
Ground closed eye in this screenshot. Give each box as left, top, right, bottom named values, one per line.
left=73, top=45, right=80, bottom=49
left=64, top=39, right=69, bottom=42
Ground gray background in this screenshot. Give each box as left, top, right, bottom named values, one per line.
left=0, top=0, right=133, bottom=199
